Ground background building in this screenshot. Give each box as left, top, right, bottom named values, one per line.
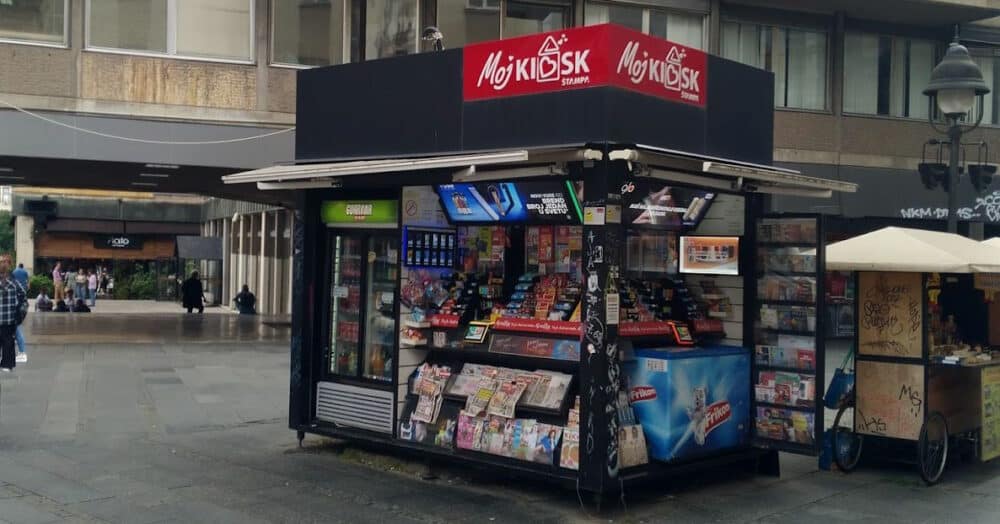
left=4, top=0, right=1000, bottom=312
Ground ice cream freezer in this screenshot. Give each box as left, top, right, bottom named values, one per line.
left=625, top=346, right=751, bottom=463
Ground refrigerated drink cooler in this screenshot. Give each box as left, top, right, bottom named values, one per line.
left=625, top=346, right=751, bottom=463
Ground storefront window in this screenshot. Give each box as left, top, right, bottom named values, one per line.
left=435, top=0, right=500, bottom=49
left=0, top=0, right=67, bottom=45
left=272, top=0, right=346, bottom=66
left=365, top=0, right=418, bottom=59
left=504, top=1, right=570, bottom=38
left=843, top=32, right=937, bottom=119
left=722, top=22, right=828, bottom=111
left=584, top=1, right=706, bottom=50
left=86, top=0, right=253, bottom=61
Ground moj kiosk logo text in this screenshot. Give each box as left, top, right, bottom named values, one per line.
left=616, top=42, right=702, bottom=104
left=475, top=34, right=592, bottom=92
left=463, top=24, right=707, bottom=107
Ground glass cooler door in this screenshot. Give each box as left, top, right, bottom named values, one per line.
left=329, top=235, right=363, bottom=377
left=362, top=235, right=399, bottom=382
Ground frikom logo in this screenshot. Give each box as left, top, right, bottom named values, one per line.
left=704, top=400, right=732, bottom=437
left=616, top=41, right=702, bottom=103
left=630, top=386, right=657, bottom=403
left=477, top=34, right=592, bottom=91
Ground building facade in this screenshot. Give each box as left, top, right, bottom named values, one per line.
left=4, top=0, right=1000, bottom=311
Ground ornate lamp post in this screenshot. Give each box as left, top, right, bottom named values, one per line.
left=923, top=38, right=991, bottom=233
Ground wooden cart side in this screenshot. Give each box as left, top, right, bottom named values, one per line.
left=927, top=365, right=980, bottom=436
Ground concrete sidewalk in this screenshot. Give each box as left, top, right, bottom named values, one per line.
left=1, top=316, right=999, bottom=523
left=28, top=300, right=236, bottom=315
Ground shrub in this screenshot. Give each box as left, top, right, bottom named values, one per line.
left=28, top=274, right=53, bottom=298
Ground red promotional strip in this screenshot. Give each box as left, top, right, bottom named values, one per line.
left=691, top=318, right=725, bottom=334
left=429, top=314, right=460, bottom=328
left=619, top=321, right=675, bottom=337
left=462, top=24, right=707, bottom=107
left=493, top=318, right=583, bottom=337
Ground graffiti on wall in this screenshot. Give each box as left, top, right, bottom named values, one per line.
left=899, top=190, right=1000, bottom=222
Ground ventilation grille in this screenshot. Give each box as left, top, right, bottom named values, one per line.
left=316, top=381, right=394, bottom=434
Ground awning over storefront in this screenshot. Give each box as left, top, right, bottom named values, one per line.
left=222, top=145, right=857, bottom=197
left=827, top=227, right=1000, bottom=273
left=176, top=236, right=224, bottom=261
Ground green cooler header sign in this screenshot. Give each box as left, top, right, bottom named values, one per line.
left=321, top=200, right=398, bottom=227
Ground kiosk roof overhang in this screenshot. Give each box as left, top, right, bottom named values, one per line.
left=222, top=145, right=856, bottom=197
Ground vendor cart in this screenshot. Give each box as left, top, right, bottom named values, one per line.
left=825, top=227, right=1000, bottom=485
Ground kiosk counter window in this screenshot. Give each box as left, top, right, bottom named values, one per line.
left=389, top=182, right=758, bottom=469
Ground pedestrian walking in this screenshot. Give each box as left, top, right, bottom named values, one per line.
left=234, top=284, right=257, bottom=315
left=11, top=263, right=29, bottom=364
left=181, top=271, right=205, bottom=314
left=99, top=270, right=109, bottom=297
left=87, top=269, right=98, bottom=307
left=0, top=255, right=28, bottom=372
left=53, top=261, right=64, bottom=301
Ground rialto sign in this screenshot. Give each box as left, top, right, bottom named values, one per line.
left=463, top=24, right=707, bottom=107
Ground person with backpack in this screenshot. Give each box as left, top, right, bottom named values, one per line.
left=0, top=255, right=28, bottom=372
left=11, top=263, right=29, bottom=363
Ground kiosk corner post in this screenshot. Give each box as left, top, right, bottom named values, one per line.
left=579, top=149, right=626, bottom=495
left=289, top=192, right=317, bottom=431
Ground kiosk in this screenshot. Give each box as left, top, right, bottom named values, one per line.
left=826, top=227, right=1000, bottom=485
left=223, top=25, right=857, bottom=496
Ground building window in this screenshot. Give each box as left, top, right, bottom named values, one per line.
left=722, top=22, right=828, bottom=111
left=272, top=0, right=346, bottom=66
left=364, top=0, right=418, bottom=59
left=843, top=33, right=937, bottom=119
left=436, top=0, right=500, bottom=49
left=504, top=1, right=571, bottom=39
left=0, top=0, right=67, bottom=46
left=584, top=1, right=706, bottom=50
left=86, top=0, right=253, bottom=62
left=972, top=52, right=1000, bottom=126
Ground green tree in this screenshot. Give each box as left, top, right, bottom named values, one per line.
left=0, top=211, right=15, bottom=255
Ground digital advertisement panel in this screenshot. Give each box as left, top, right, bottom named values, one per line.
left=679, top=236, right=740, bottom=275
left=436, top=182, right=578, bottom=224
left=621, top=180, right=715, bottom=229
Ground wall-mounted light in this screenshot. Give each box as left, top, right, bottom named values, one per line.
left=130, top=182, right=158, bottom=187
left=144, top=163, right=179, bottom=170
left=0, top=167, right=13, bottom=173
left=139, top=173, right=171, bottom=179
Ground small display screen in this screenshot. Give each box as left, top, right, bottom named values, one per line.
left=679, top=236, right=740, bottom=276
left=437, top=182, right=576, bottom=224
left=621, top=180, right=715, bottom=229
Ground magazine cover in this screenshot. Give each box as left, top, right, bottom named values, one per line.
left=487, top=416, right=506, bottom=455
left=560, top=427, right=580, bottom=470
left=531, top=424, right=563, bottom=465
left=516, top=420, right=539, bottom=461
left=619, top=424, right=650, bottom=468
left=456, top=411, right=476, bottom=450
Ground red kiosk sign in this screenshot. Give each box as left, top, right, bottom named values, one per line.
left=463, top=24, right=707, bottom=107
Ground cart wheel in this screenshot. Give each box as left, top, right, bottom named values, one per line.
left=833, top=395, right=863, bottom=473
left=919, top=412, right=949, bottom=486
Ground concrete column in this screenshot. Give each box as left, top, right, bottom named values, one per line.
left=14, top=215, right=35, bottom=274
left=259, top=211, right=267, bottom=314
left=222, top=218, right=231, bottom=306
left=272, top=211, right=281, bottom=314
left=708, top=0, right=721, bottom=55
left=237, top=214, right=245, bottom=301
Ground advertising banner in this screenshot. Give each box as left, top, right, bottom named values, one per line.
left=436, top=182, right=576, bottom=224
left=463, top=24, right=708, bottom=107
left=621, top=179, right=715, bottom=229
left=679, top=236, right=740, bottom=275
left=93, top=235, right=143, bottom=250
left=626, top=350, right=750, bottom=462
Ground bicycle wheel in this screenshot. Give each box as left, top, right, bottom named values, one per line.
left=833, top=394, right=863, bottom=472
left=919, top=412, right=949, bottom=486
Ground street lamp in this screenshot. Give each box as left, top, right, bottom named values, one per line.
left=923, top=38, right=991, bottom=233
